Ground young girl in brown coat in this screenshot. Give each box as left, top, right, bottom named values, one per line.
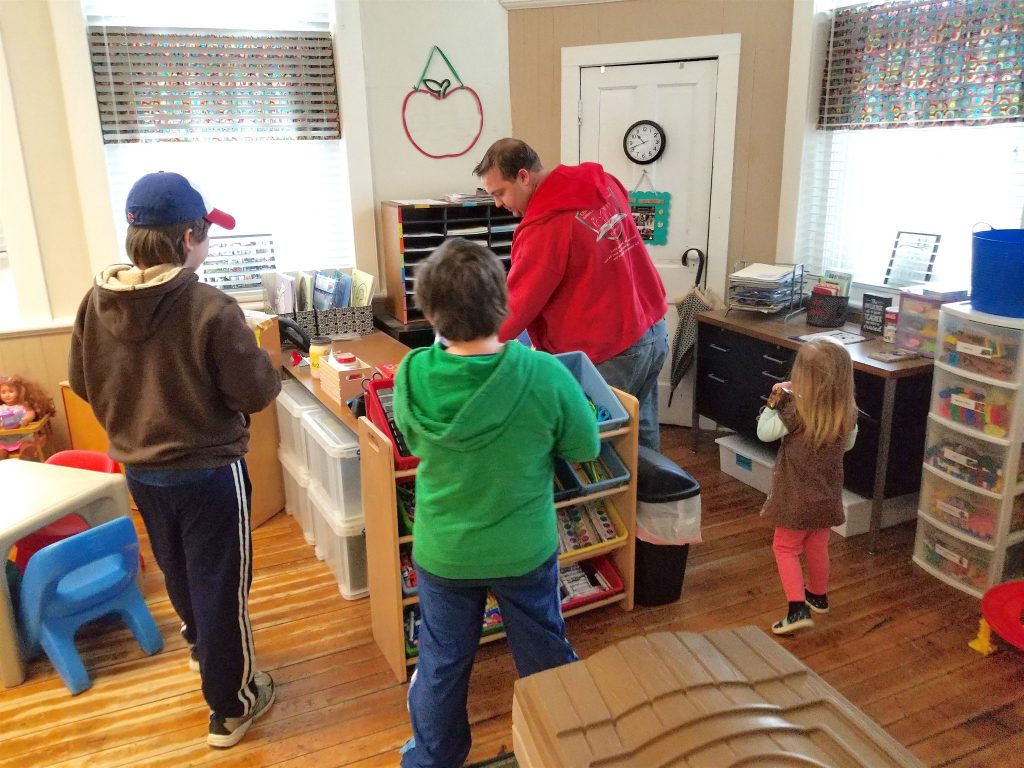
left=757, top=338, right=858, bottom=635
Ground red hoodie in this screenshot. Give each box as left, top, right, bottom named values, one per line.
left=498, top=163, right=667, bottom=364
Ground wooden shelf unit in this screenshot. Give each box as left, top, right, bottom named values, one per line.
left=359, top=388, right=639, bottom=684
left=379, top=199, right=518, bottom=325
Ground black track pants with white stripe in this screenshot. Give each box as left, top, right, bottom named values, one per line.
left=127, top=459, right=259, bottom=718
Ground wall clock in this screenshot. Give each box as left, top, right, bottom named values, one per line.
left=623, top=120, right=666, bottom=165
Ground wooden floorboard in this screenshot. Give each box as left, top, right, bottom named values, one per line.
left=2, top=424, right=1023, bottom=767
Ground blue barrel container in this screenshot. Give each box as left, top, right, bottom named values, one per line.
left=972, top=229, right=1024, bottom=318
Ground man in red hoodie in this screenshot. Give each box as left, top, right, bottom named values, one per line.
left=475, top=138, right=669, bottom=449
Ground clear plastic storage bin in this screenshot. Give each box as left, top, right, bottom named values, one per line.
left=278, top=447, right=315, bottom=545
left=895, top=290, right=945, bottom=357
left=301, top=409, right=363, bottom=524
left=276, top=379, right=323, bottom=467
left=931, top=367, right=1016, bottom=440
left=938, top=303, right=1023, bottom=383
left=923, top=417, right=1021, bottom=494
left=920, top=469, right=1010, bottom=544
left=309, top=484, right=368, bottom=600
left=914, top=517, right=992, bottom=595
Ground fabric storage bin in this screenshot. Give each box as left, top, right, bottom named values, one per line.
left=314, top=305, right=374, bottom=337
left=920, top=469, right=1013, bottom=544
left=938, top=302, right=1022, bottom=383
left=914, top=517, right=992, bottom=596
left=276, top=379, right=323, bottom=467
left=554, top=351, right=628, bottom=431
left=923, top=417, right=1021, bottom=494
left=279, top=447, right=315, bottom=545
left=931, top=367, right=1015, bottom=439
left=301, top=408, right=363, bottom=524
left=309, top=484, right=368, bottom=600
left=715, top=434, right=775, bottom=495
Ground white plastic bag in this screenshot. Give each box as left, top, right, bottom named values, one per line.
left=636, top=497, right=702, bottom=546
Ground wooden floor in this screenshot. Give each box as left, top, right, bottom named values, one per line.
left=3, top=425, right=1023, bottom=767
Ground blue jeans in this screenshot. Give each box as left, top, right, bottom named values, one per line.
left=596, top=318, right=669, bottom=450
left=401, top=553, right=577, bottom=768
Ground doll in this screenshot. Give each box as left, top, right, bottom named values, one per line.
left=0, top=375, right=56, bottom=457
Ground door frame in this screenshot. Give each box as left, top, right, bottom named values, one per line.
left=560, top=34, right=740, bottom=298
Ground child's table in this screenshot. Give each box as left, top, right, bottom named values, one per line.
left=0, top=460, right=131, bottom=687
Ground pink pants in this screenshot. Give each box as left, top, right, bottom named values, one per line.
left=772, top=527, right=831, bottom=602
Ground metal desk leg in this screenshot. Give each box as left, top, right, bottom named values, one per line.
left=869, top=378, right=897, bottom=554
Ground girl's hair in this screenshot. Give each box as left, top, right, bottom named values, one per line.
left=125, top=218, right=211, bottom=268
left=790, top=338, right=857, bottom=448
left=0, top=375, right=56, bottom=419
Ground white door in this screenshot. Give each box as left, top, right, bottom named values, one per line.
left=578, top=59, right=717, bottom=427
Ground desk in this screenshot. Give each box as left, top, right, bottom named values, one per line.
left=0, top=461, right=131, bottom=687
left=283, top=331, right=412, bottom=432
left=694, top=310, right=934, bottom=553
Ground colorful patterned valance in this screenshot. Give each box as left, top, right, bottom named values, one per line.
left=89, top=28, right=341, bottom=143
left=819, top=0, right=1024, bottom=129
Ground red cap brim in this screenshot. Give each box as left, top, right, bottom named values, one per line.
left=205, top=208, right=236, bottom=230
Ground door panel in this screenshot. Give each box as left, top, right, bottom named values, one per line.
left=578, top=59, right=717, bottom=426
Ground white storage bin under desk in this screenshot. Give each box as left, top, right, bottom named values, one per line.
left=278, top=447, right=315, bottom=545
left=309, top=484, right=369, bottom=600
left=277, top=379, right=323, bottom=467
left=301, top=409, right=363, bottom=525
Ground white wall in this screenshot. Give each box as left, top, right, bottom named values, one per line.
left=359, top=0, right=513, bottom=204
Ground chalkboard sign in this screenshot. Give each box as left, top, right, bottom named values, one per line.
left=861, top=293, right=892, bottom=335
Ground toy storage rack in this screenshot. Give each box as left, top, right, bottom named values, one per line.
left=726, top=261, right=805, bottom=321
left=359, top=389, right=639, bottom=684
left=912, top=302, right=1024, bottom=598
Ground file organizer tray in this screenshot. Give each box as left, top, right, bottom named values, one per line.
left=554, top=351, right=628, bottom=431
left=365, top=377, right=420, bottom=470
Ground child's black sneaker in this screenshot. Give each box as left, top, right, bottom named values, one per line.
left=772, top=605, right=814, bottom=635
left=804, top=589, right=830, bottom=614
left=207, top=671, right=276, bottom=748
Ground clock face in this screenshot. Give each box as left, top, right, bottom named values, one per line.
left=623, top=120, right=666, bottom=165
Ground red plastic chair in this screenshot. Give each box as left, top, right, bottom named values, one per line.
left=12, top=450, right=121, bottom=573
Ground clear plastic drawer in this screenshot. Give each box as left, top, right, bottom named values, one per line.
left=914, top=518, right=992, bottom=593
left=923, top=418, right=1021, bottom=494
left=931, top=367, right=1016, bottom=439
left=938, top=308, right=1022, bottom=383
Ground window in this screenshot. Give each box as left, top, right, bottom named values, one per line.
left=794, top=0, right=1024, bottom=292
left=85, top=2, right=355, bottom=300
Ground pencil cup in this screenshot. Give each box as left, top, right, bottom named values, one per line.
left=807, top=294, right=848, bottom=327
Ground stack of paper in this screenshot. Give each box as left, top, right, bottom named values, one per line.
left=729, top=263, right=800, bottom=314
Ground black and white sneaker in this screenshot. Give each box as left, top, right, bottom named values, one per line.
left=207, top=672, right=276, bottom=748
left=772, top=605, right=814, bottom=635
left=805, top=590, right=830, bottom=614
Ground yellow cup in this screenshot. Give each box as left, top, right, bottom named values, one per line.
left=309, top=337, right=332, bottom=379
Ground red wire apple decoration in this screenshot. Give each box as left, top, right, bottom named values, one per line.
left=402, top=46, right=484, bottom=160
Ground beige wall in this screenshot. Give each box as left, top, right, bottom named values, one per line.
left=507, top=0, right=793, bottom=266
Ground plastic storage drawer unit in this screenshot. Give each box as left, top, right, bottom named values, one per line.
left=938, top=302, right=1022, bottom=383
left=309, top=484, right=368, bottom=600
left=914, top=517, right=993, bottom=596
left=932, top=367, right=1016, bottom=439
left=276, top=379, right=323, bottom=467
left=278, top=447, right=315, bottom=545
left=301, top=409, right=363, bottom=524
left=923, top=417, right=1022, bottom=494
left=920, top=468, right=1022, bottom=544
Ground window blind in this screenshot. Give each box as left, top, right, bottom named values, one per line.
left=88, top=27, right=341, bottom=143
left=820, top=0, right=1024, bottom=130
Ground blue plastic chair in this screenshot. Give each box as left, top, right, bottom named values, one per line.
left=18, top=517, right=163, bottom=694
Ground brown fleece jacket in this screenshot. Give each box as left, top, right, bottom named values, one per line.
left=68, top=264, right=281, bottom=470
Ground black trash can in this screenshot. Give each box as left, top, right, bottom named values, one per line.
left=634, top=445, right=701, bottom=606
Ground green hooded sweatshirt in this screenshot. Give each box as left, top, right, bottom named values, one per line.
left=393, top=341, right=600, bottom=579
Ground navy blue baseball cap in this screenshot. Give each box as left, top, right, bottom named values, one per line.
left=125, top=171, right=235, bottom=230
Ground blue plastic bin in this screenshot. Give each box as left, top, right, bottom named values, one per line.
left=563, top=443, right=631, bottom=496
left=554, top=351, right=629, bottom=431
left=973, top=229, right=1024, bottom=318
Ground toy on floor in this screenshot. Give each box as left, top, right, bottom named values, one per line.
left=0, top=375, right=56, bottom=460
left=970, top=580, right=1024, bottom=655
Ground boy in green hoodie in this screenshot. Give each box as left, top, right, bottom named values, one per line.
left=393, top=238, right=601, bottom=768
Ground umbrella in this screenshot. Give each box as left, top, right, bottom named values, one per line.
left=668, top=248, right=714, bottom=407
